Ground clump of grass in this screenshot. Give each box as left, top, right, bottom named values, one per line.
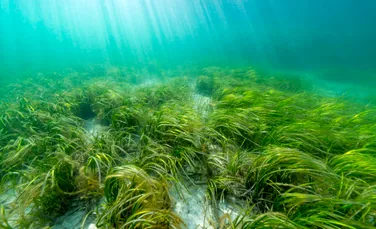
left=196, top=75, right=218, bottom=96
left=97, top=165, right=183, bottom=228
left=208, top=108, right=260, bottom=150
left=330, top=148, right=376, bottom=183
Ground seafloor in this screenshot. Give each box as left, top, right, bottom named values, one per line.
left=0, top=66, right=375, bottom=228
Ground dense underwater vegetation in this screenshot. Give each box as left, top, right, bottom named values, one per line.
left=0, top=67, right=375, bottom=228
left=1, top=1, right=376, bottom=229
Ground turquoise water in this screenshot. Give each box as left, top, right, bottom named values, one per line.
left=1, top=2, right=376, bottom=228
left=1, top=0, right=375, bottom=87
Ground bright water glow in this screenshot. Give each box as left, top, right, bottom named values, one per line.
left=1, top=0, right=376, bottom=81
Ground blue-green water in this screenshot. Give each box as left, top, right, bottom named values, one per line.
left=1, top=0, right=376, bottom=87
left=1, top=2, right=376, bottom=228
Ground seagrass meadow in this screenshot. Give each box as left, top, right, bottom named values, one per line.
left=0, top=66, right=375, bottom=229
left=1, top=1, right=376, bottom=228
